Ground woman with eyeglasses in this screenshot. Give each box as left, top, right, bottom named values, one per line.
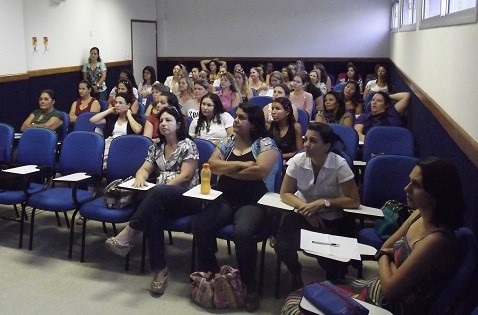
left=105, top=105, right=201, bottom=296
left=21, top=89, right=64, bottom=132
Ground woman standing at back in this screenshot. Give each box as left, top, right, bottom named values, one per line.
left=82, top=47, right=107, bottom=101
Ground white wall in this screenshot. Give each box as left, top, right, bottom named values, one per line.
left=159, top=0, right=391, bottom=58
left=0, top=0, right=27, bottom=75
left=391, top=23, right=478, bottom=142
left=1, top=0, right=156, bottom=74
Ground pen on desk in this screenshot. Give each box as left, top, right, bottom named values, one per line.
left=312, top=241, right=339, bottom=247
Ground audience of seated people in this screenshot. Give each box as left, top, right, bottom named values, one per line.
left=82, top=46, right=107, bottom=101
left=10, top=58, right=451, bottom=314
left=21, top=89, right=64, bottom=132
left=105, top=105, right=202, bottom=296
left=363, top=63, right=392, bottom=101
left=144, top=90, right=182, bottom=143
left=315, top=91, right=353, bottom=127
left=216, top=72, right=241, bottom=111
left=108, top=78, right=140, bottom=114
left=281, top=157, right=463, bottom=315
left=192, top=102, right=281, bottom=312
left=354, top=91, right=410, bottom=142
left=188, top=93, right=234, bottom=143
left=266, top=97, right=303, bottom=161
left=68, top=80, right=101, bottom=125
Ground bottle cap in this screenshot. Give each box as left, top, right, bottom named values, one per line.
left=203, top=163, right=210, bottom=168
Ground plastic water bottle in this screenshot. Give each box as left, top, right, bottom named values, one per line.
left=200, top=163, right=211, bottom=195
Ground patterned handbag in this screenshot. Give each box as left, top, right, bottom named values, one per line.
left=374, top=200, right=414, bottom=241
left=190, top=265, right=245, bottom=309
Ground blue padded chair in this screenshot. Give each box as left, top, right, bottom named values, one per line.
left=329, top=124, right=359, bottom=161
left=0, top=128, right=58, bottom=248
left=215, top=152, right=284, bottom=295
left=58, top=111, right=70, bottom=143
left=332, top=82, right=347, bottom=93
left=362, top=126, right=414, bottom=163
left=428, top=227, right=476, bottom=315
left=0, top=123, right=14, bottom=162
left=76, top=135, right=152, bottom=266
left=99, top=100, right=109, bottom=112
left=26, top=131, right=104, bottom=253
left=228, top=106, right=238, bottom=118
left=297, top=108, right=310, bottom=136
left=249, top=96, right=273, bottom=109
left=357, top=155, right=418, bottom=249
left=74, top=112, right=97, bottom=132
left=140, top=138, right=217, bottom=273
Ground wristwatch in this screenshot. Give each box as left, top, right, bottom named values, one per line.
left=324, top=199, right=331, bottom=208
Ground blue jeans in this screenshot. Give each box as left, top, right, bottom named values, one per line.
left=129, top=185, right=201, bottom=271
left=192, top=198, right=265, bottom=292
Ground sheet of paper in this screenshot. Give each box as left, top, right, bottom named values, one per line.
left=344, top=204, right=384, bottom=217
left=182, top=184, right=222, bottom=200
left=300, top=229, right=361, bottom=261
left=117, top=178, right=155, bottom=191
left=257, top=192, right=294, bottom=211
left=3, top=165, right=39, bottom=174
left=53, top=172, right=91, bottom=182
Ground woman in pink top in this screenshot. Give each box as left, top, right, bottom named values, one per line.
left=216, top=72, right=241, bottom=111
left=290, top=73, right=314, bottom=117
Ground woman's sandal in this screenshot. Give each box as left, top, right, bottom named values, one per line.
left=105, top=237, right=133, bottom=257
left=151, top=268, right=169, bottom=295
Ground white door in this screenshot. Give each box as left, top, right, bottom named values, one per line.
left=131, top=20, right=157, bottom=86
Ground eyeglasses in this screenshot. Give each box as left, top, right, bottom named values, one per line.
left=38, top=98, right=52, bottom=101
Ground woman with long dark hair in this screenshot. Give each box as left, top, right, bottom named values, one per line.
left=105, top=105, right=200, bottom=296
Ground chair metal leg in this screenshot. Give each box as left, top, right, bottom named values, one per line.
left=19, top=204, right=26, bottom=248
left=68, top=209, right=79, bottom=259
left=275, top=256, right=282, bottom=299
left=29, top=208, right=37, bottom=250
left=227, top=240, right=232, bottom=255
left=55, top=212, right=62, bottom=227
left=258, top=240, right=267, bottom=296
left=190, top=236, right=196, bottom=273
left=141, top=233, right=147, bottom=273
left=80, top=218, right=87, bottom=263
left=63, top=212, right=70, bottom=229
left=102, top=222, right=108, bottom=234
left=13, top=204, right=20, bottom=218
left=112, top=223, right=117, bottom=236
left=168, top=230, right=173, bottom=245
